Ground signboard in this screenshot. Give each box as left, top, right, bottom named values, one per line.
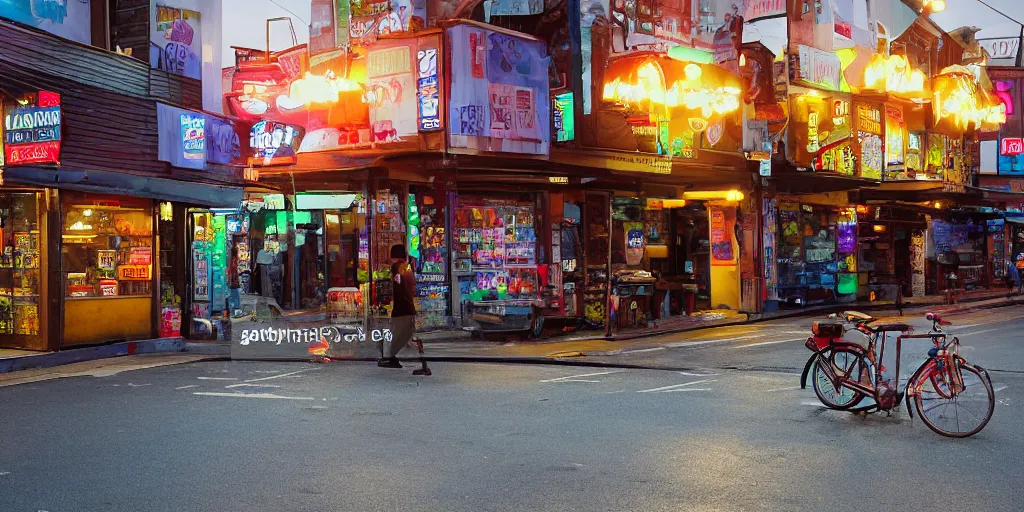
left=151, top=4, right=202, bottom=80
left=3, top=91, right=62, bottom=166
left=206, top=116, right=242, bottom=165
left=625, top=221, right=645, bottom=266
left=885, top=105, right=905, bottom=169
left=366, top=44, right=418, bottom=143
left=416, top=46, right=441, bottom=131
left=181, top=113, right=206, bottom=161
left=857, top=103, right=883, bottom=179
left=0, top=1, right=91, bottom=44
left=118, top=265, right=152, bottom=281
left=250, top=121, right=304, bottom=165
left=792, top=45, right=842, bottom=92
left=759, top=159, right=772, bottom=177
left=982, top=37, right=1021, bottom=60
left=744, top=0, right=785, bottom=21
left=1003, top=137, right=1024, bottom=157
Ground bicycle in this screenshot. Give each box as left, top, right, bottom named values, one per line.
left=800, top=311, right=995, bottom=438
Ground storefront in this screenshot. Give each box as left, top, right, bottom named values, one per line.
left=0, top=191, right=47, bottom=350
left=773, top=195, right=858, bottom=307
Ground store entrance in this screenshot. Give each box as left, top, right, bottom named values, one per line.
left=672, top=204, right=711, bottom=311
left=0, top=191, right=45, bottom=351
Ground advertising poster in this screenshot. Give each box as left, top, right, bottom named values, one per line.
left=417, top=45, right=441, bottom=131
left=151, top=5, right=202, bottom=80
left=180, top=113, right=205, bottom=162
left=710, top=206, right=736, bottom=266
left=624, top=221, right=645, bottom=266
left=365, top=44, right=418, bottom=143
left=0, top=0, right=92, bottom=44
left=205, top=116, right=243, bottom=165
left=696, top=0, right=743, bottom=74
left=995, top=75, right=1024, bottom=175
left=762, top=198, right=778, bottom=300
left=447, top=24, right=551, bottom=155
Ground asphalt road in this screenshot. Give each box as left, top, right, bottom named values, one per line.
left=1, top=307, right=1022, bottom=512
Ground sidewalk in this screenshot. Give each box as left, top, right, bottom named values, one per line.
left=2, top=290, right=1022, bottom=374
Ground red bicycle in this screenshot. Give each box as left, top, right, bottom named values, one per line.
left=800, top=311, right=995, bottom=438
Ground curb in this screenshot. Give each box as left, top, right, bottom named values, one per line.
left=0, top=337, right=186, bottom=374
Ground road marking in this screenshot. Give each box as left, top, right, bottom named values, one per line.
left=175, top=385, right=199, bottom=390
left=240, top=368, right=319, bottom=384
left=764, top=386, right=801, bottom=392
left=960, top=327, right=1005, bottom=337
left=731, top=338, right=804, bottom=349
left=638, top=379, right=716, bottom=393
left=660, top=388, right=711, bottom=392
left=678, top=371, right=720, bottom=377
left=666, top=335, right=761, bottom=348
left=540, top=371, right=623, bottom=383
left=622, top=347, right=665, bottom=354
left=0, top=471, right=10, bottom=476
left=193, top=392, right=315, bottom=401
left=605, top=390, right=627, bottom=394
left=802, top=401, right=827, bottom=408
left=225, top=383, right=283, bottom=389
left=197, top=377, right=237, bottom=381
left=994, top=386, right=1008, bottom=392
left=127, top=383, right=151, bottom=387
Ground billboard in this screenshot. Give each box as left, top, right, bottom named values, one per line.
left=0, top=0, right=91, bottom=44
left=150, top=4, right=203, bottom=80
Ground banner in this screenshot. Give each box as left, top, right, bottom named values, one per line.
left=2, top=91, right=62, bottom=166
left=447, top=23, right=551, bottom=155
left=982, top=37, right=1021, bottom=60
left=745, top=0, right=785, bottom=21
left=151, top=4, right=202, bottom=80
left=710, top=206, right=736, bottom=266
left=365, top=43, right=418, bottom=143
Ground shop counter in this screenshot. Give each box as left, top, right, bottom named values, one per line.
left=63, top=296, right=153, bottom=347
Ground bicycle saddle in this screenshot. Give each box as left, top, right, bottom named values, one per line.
left=841, top=310, right=874, bottom=322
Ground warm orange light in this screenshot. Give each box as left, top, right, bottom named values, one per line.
left=682, top=190, right=744, bottom=201
left=856, top=205, right=869, bottom=215
left=872, top=224, right=887, bottom=233
left=863, top=54, right=927, bottom=97
left=933, top=201, right=942, bottom=209
left=289, top=71, right=363, bottom=106
left=602, top=61, right=742, bottom=117
left=933, top=65, right=1007, bottom=131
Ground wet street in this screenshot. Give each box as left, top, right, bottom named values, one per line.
left=2, top=308, right=1023, bottom=511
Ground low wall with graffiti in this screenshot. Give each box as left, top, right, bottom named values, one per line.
left=231, top=316, right=392, bottom=360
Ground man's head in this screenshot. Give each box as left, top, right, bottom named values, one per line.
left=391, top=244, right=407, bottom=261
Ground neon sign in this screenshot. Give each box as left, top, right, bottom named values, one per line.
left=180, top=114, right=206, bottom=161
left=3, top=91, right=62, bottom=165
left=863, top=54, right=927, bottom=98
left=250, top=121, right=303, bottom=165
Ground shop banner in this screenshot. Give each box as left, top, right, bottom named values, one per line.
left=157, top=103, right=245, bottom=168
left=2, top=91, right=62, bottom=166
left=983, top=37, right=1021, bottom=60
left=205, top=116, right=243, bottom=165
left=994, top=75, right=1024, bottom=175
left=0, top=0, right=91, bottom=44
left=447, top=23, right=551, bottom=155
left=151, top=4, right=202, bottom=80
left=710, top=206, right=736, bottom=266
left=417, top=44, right=441, bottom=131
left=885, top=105, right=905, bottom=176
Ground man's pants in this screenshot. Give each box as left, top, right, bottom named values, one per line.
left=388, top=315, right=415, bottom=358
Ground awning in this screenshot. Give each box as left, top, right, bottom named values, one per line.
left=1, top=167, right=243, bottom=207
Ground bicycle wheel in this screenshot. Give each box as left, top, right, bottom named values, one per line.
left=812, top=348, right=866, bottom=410
left=913, top=361, right=994, bottom=438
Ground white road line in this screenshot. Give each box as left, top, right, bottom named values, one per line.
left=192, top=392, right=315, bottom=400
left=802, top=401, right=827, bottom=408
left=225, top=383, right=283, bottom=389
left=994, top=386, right=1008, bottom=393
left=197, top=377, right=237, bottom=381
left=731, top=338, right=804, bottom=349
left=659, top=388, right=712, bottom=392
left=559, top=379, right=601, bottom=383
left=623, top=347, right=666, bottom=354
left=175, top=385, right=199, bottom=390
left=678, top=371, right=720, bottom=377
left=540, top=371, right=623, bottom=383
left=240, top=368, right=319, bottom=384
left=960, top=327, right=1006, bottom=337
left=665, top=335, right=761, bottom=348
left=764, top=386, right=802, bottom=392
left=126, top=383, right=151, bottom=387
left=638, top=379, right=716, bottom=393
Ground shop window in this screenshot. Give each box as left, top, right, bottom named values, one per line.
left=0, top=192, right=43, bottom=338
left=63, top=193, right=153, bottom=298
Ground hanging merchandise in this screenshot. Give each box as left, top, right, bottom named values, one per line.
left=412, top=191, right=449, bottom=331
left=710, top=206, right=735, bottom=266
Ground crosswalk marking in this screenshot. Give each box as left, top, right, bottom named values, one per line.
left=539, top=371, right=623, bottom=383
left=637, top=379, right=716, bottom=393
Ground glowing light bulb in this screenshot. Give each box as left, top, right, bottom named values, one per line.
left=684, top=63, right=702, bottom=82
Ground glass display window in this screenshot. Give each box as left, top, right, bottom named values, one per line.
left=0, top=192, right=43, bottom=338
left=62, top=193, right=153, bottom=298
left=453, top=196, right=539, bottom=301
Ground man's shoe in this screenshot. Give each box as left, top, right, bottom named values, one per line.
left=377, top=358, right=403, bottom=368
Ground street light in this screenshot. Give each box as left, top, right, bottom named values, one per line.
left=925, top=0, right=946, bottom=13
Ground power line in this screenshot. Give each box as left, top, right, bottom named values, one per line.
left=975, top=0, right=1024, bottom=27
left=266, top=0, right=310, bottom=25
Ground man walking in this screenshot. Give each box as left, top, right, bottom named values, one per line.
left=379, top=244, right=416, bottom=368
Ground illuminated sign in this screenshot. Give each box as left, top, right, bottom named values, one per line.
left=833, top=100, right=850, bottom=126
left=118, top=265, right=152, bottom=281
left=250, top=121, right=303, bottom=165
left=181, top=114, right=206, bottom=161
left=548, top=176, right=569, bottom=184
left=857, top=104, right=882, bottom=134
left=862, top=54, right=926, bottom=98
left=553, top=92, right=575, bottom=142
left=417, top=47, right=440, bottom=131
left=3, top=91, right=62, bottom=165
left=1003, top=138, right=1024, bottom=156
